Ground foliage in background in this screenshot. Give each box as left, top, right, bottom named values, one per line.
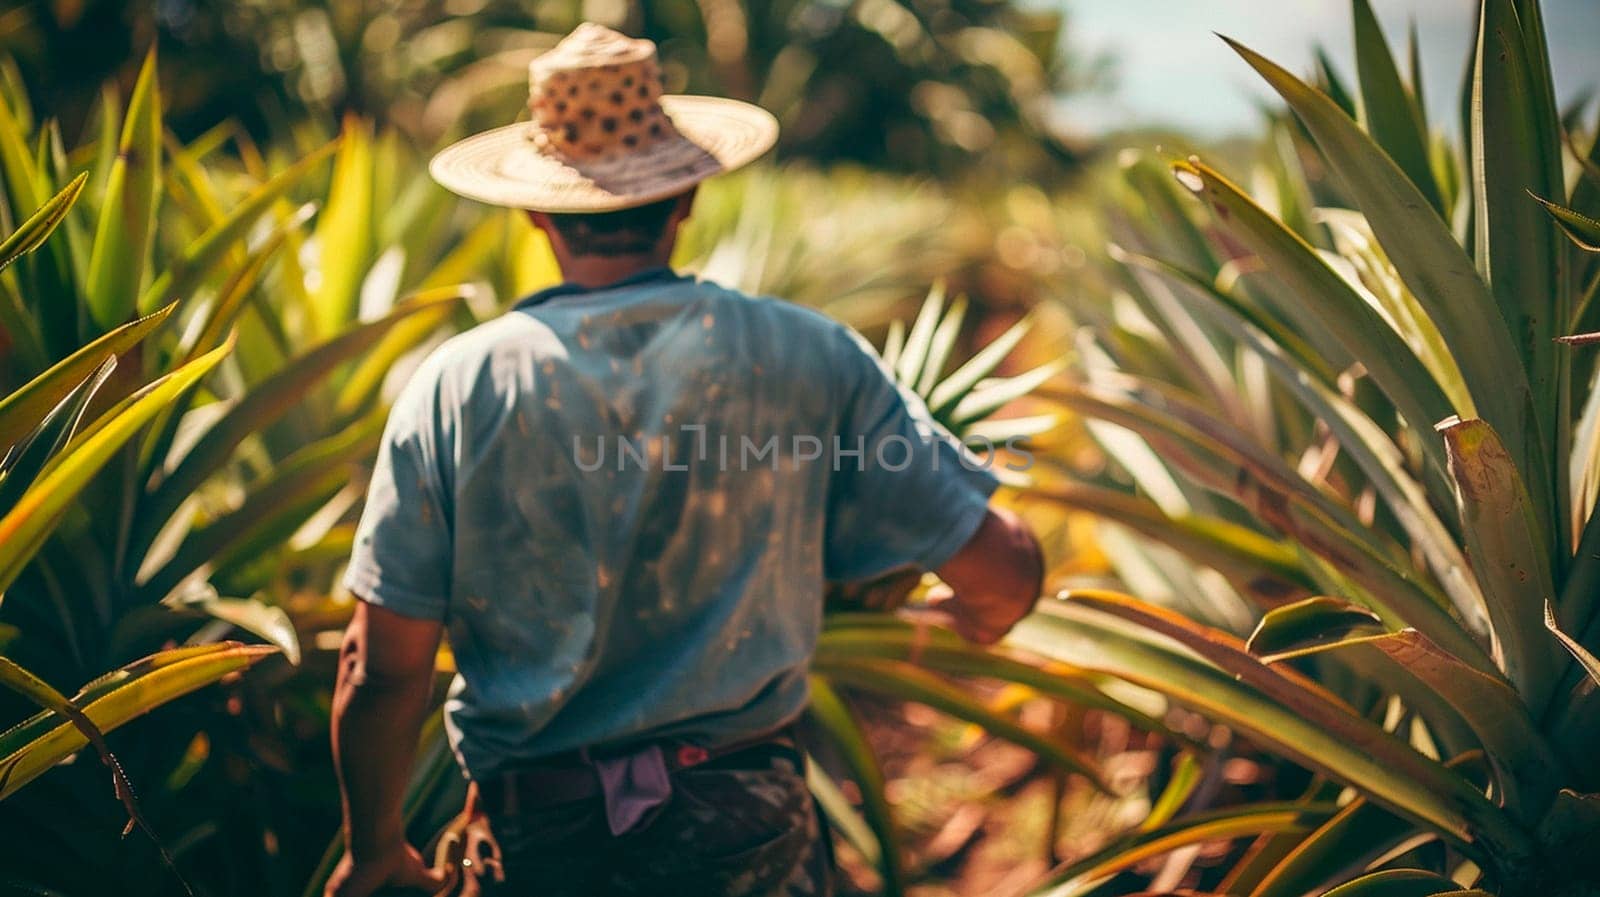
left=0, top=53, right=499, bottom=894
left=1010, top=0, right=1600, bottom=893
left=0, top=0, right=1101, bottom=180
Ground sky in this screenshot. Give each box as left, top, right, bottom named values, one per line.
left=1053, top=0, right=1600, bottom=137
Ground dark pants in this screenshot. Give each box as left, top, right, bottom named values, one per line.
left=482, top=752, right=832, bottom=897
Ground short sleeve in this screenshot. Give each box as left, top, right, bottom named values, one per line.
left=823, top=325, right=1000, bottom=581
left=342, top=380, right=453, bottom=621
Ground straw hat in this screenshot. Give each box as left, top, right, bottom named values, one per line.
left=430, top=23, right=779, bottom=213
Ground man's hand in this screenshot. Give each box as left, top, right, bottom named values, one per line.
left=325, top=844, right=443, bottom=897
left=933, top=507, right=1044, bottom=644
left=330, top=602, right=444, bottom=897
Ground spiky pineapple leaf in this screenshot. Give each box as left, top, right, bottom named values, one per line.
left=1545, top=600, right=1600, bottom=687
left=1222, top=34, right=1547, bottom=528
left=0, top=171, right=85, bottom=273
left=1351, top=0, right=1443, bottom=214
left=1531, top=192, right=1600, bottom=253
left=0, top=339, right=230, bottom=596
left=85, top=48, right=161, bottom=330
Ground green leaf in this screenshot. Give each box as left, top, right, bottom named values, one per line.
left=949, top=360, right=1064, bottom=429
left=1246, top=596, right=1387, bottom=662
left=817, top=618, right=1194, bottom=745
left=928, top=313, right=1032, bottom=416
left=1262, top=616, right=1561, bottom=825
left=139, top=137, right=338, bottom=315
left=0, top=357, right=114, bottom=517
left=879, top=318, right=906, bottom=370
left=1029, top=802, right=1334, bottom=897
left=1029, top=482, right=1315, bottom=605
left=1141, top=753, right=1201, bottom=832
left=0, top=57, right=31, bottom=133
left=84, top=48, right=162, bottom=330
left=1407, top=20, right=1429, bottom=131
left=1531, top=192, right=1600, bottom=253
left=332, top=285, right=469, bottom=421
left=86, top=81, right=120, bottom=206
left=0, top=654, right=152, bottom=835
left=0, top=171, right=85, bottom=273
left=1221, top=35, right=1546, bottom=535
left=0, top=339, right=230, bottom=596
left=1114, top=246, right=1339, bottom=387
left=1121, top=152, right=1223, bottom=277
left=1356, top=627, right=1561, bottom=824
left=165, top=586, right=302, bottom=665
left=0, top=104, right=79, bottom=367
left=806, top=676, right=903, bottom=896
left=309, top=118, right=375, bottom=337
left=1056, top=378, right=1489, bottom=671
left=1113, top=239, right=1245, bottom=413
left=1313, top=209, right=1475, bottom=418
left=805, top=758, right=881, bottom=867
left=1314, top=47, right=1359, bottom=118
left=1436, top=416, right=1558, bottom=704
left=0, top=302, right=173, bottom=450
left=893, top=283, right=945, bottom=387
left=136, top=289, right=463, bottom=557
left=0, top=70, right=45, bottom=220
left=1351, top=0, right=1444, bottom=214
left=916, top=293, right=967, bottom=396
left=1546, top=599, right=1600, bottom=687
left=1322, top=869, right=1470, bottom=897
left=816, top=656, right=1111, bottom=791
left=174, top=202, right=315, bottom=363
left=1124, top=246, right=1489, bottom=633
left=139, top=413, right=383, bottom=603
left=0, top=642, right=276, bottom=799
left=1469, top=0, right=1568, bottom=515
left=1010, top=596, right=1532, bottom=862
left=1170, top=159, right=1458, bottom=447
left=1248, top=796, right=1416, bottom=897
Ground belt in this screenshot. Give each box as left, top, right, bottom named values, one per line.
left=479, top=729, right=802, bottom=818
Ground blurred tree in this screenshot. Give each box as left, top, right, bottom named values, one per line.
left=0, top=0, right=1105, bottom=179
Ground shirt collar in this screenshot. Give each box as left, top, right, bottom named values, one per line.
left=514, top=266, right=685, bottom=310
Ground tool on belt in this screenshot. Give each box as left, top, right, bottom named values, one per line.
left=425, top=730, right=802, bottom=897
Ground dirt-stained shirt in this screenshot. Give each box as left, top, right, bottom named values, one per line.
left=343, top=268, right=998, bottom=780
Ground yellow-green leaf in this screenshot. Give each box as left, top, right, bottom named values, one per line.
left=309, top=117, right=374, bottom=337
left=139, top=137, right=338, bottom=315
left=1532, top=192, right=1600, bottom=253
left=0, top=303, right=173, bottom=449
left=0, top=172, right=85, bottom=273
left=84, top=48, right=162, bottom=330
left=0, top=643, right=276, bottom=799
left=1351, top=0, right=1443, bottom=214
left=0, top=338, right=230, bottom=595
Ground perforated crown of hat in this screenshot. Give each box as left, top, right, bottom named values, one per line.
left=428, top=21, right=776, bottom=212
left=526, top=24, right=685, bottom=164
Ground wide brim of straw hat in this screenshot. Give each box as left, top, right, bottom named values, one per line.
left=429, top=95, right=778, bottom=213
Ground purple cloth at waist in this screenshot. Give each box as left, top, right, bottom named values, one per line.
left=592, top=743, right=673, bottom=836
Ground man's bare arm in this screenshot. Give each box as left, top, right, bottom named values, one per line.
left=934, top=507, right=1044, bottom=644
left=326, top=602, right=445, bottom=897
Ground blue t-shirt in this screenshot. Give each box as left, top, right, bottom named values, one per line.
left=343, top=269, right=998, bottom=780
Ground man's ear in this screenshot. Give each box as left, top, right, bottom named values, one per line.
left=527, top=209, right=567, bottom=256
left=669, top=187, right=697, bottom=227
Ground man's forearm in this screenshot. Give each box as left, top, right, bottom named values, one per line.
left=331, top=657, right=434, bottom=861
left=935, top=507, right=1044, bottom=643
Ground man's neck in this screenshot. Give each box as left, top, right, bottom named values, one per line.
left=556, top=252, right=673, bottom=290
